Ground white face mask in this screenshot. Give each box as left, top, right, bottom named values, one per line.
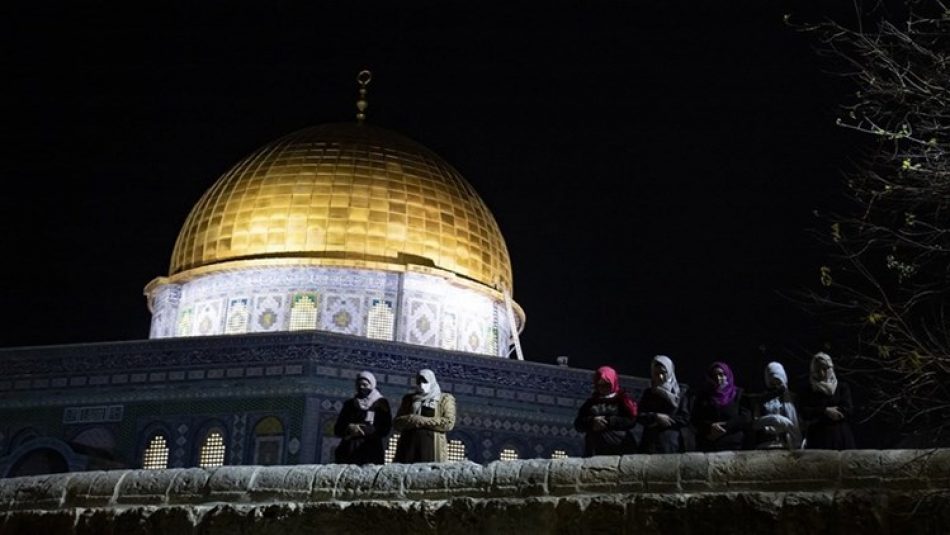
left=418, top=380, right=432, bottom=394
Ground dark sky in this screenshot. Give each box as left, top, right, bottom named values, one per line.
left=2, top=1, right=866, bottom=391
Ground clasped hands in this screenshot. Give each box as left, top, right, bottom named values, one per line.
left=825, top=406, right=845, bottom=421
left=707, top=421, right=727, bottom=440
left=345, top=424, right=366, bottom=438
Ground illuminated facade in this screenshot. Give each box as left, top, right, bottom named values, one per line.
left=0, top=99, right=646, bottom=478
left=146, top=124, right=522, bottom=357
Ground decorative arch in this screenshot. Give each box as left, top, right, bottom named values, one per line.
left=547, top=441, right=576, bottom=459
left=193, top=420, right=229, bottom=468
left=251, top=416, right=285, bottom=465
left=1, top=438, right=85, bottom=478
left=6, top=427, right=41, bottom=456
left=446, top=430, right=475, bottom=463
left=496, top=437, right=530, bottom=461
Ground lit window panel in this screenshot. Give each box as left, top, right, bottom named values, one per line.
left=225, top=298, right=250, bottom=334
left=384, top=433, right=400, bottom=464
left=289, top=293, right=318, bottom=331
left=550, top=449, right=569, bottom=460
left=199, top=430, right=226, bottom=468
left=366, top=299, right=394, bottom=340
left=447, top=439, right=467, bottom=462
left=142, top=435, right=169, bottom=470
left=499, top=448, right=519, bottom=461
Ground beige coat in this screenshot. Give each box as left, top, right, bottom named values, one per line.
left=393, top=393, right=457, bottom=462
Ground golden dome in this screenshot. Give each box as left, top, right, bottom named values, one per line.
left=170, top=123, right=512, bottom=290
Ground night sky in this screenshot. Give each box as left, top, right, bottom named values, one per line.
left=2, top=2, right=867, bottom=394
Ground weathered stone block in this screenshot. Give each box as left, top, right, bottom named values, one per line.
left=547, top=457, right=583, bottom=496
left=439, top=461, right=490, bottom=496
left=7, top=474, right=70, bottom=511
left=116, top=469, right=177, bottom=505
left=840, top=448, right=882, bottom=488
left=615, top=455, right=646, bottom=493
left=577, top=456, right=620, bottom=493
left=207, top=466, right=259, bottom=502
left=486, top=460, right=521, bottom=497
left=779, top=491, right=834, bottom=534
left=404, top=462, right=451, bottom=500
left=640, top=453, right=681, bottom=492
left=678, top=451, right=711, bottom=492
left=75, top=507, right=117, bottom=535
left=166, top=468, right=210, bottom=504
left=248, top=465, right=316, bottom=502
left=710, top=450, right=831, bottom=491
left=370, top=463, right=407, bottom=497
left=833, top=489, right=888, bottom=533
left=282, top=465, right=319, bottom=498
left=114, top=505, right=159, bottom=535
left=516, top=459, right=549, bottom=497
left=67, top=470, right=130, bottom=507
left=310, top=464, right=347, bottom=502
left=197, top=503, right=251, bottom=535
left=1, top=509, right=77, bottom=535
left=924, top=448, right=950, bottom=488
left=334, top=464, right=379, bottom=500
left=880, top=449, right=934, bottom=489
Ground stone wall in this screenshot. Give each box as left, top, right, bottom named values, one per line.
left=1, top=450, right=949, bottom=534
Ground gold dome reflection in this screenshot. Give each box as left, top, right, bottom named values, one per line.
left=170, top=123, right=512, bottom=291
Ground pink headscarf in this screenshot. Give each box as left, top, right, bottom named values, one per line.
left=593, top=366, right=638, bottom=417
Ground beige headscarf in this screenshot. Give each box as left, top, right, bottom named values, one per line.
left=810, top=352, right=838, bottom=396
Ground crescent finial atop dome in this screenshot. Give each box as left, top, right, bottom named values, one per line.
left=356, top=69, right=372, bottom=124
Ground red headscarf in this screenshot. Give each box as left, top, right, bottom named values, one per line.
left=593, top=366, right=638, bottom=417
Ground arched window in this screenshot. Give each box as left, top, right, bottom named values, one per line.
left=550, top=449, right=569, bottom=460
left=225, top=298, right=250, bottom=334
left=142, top=434, right=169, bottom=470
left=446, top=439, right=467, bottom=462
left=499, top=447, right=519, bottom=461
left=289, top=293, right=318, bottom=331
left=253, top=417, right=284, bottom=465
left=199, top=429, right=226, bottom=468
left=384, top=433, right=400, bottom=464
left=366, top=299, right=395, bottom=340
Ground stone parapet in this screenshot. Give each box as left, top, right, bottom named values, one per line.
left=2, top=450, right=950, bottom=534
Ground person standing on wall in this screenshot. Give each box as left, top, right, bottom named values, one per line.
left=748, top=361, right=803, bottom=450
left=393, top=369, right=457, bottom=463
left=574, top=365, right=639, bottom=456
left=637, top=355, right=695, bottom=453
left=800, top=352, right=856, bottom=450
left=691, top=361, right=750, bottom=452
left=333, top=370, right=392, bottom=464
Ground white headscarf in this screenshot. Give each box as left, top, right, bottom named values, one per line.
left=757, top=361, right=801, bottom=446
left=411, top=369, right=442, bottom=415
left=354, top=370, right=383, bottom=411
left=810, top=352, right=838, bottom=396
left=651, top=355, right=681, bottom=407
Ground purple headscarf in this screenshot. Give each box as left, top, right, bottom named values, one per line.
left=706, top=361, right=737, bottom=407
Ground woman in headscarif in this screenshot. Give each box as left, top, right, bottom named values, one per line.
left=691, top=361, right=750, bottom=451
left=573, top=366, right=638, bottom=456
left=393, top=369, right=457, bottom=463
left=637, top=355, right=694, bottom=453
left=800, top=352, right=856, bottom=450
left=749, top=361, right=803, bottom=450
left=333, top=370, right=392, bottom=465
